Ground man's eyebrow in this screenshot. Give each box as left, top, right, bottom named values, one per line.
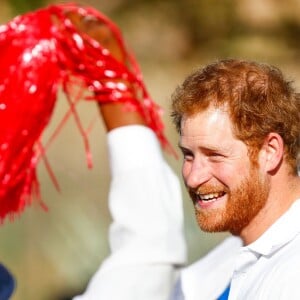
left=178, top=142, right=230, bottom=154
left=177, top=142, right=188, bottom=150
left=201, top=145, right=224, bottom=152
left=177, top=143, right=191, bottom=153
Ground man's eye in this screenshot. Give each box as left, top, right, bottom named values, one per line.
left=210, top=152, right=222, bottom=157
left=181, top=151, right=193, bottom=161
left=208, top=152, right=224, bottom=161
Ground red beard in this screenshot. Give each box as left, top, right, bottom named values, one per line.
left=193, top=165, right=270, bottom=235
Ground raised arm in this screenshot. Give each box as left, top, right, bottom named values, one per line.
left=70, top=10, right=186, bottom=300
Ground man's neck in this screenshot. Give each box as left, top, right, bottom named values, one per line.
left=239, top=174, right=300, bottom=245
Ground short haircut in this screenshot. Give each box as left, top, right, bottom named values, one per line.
left=171, top=59, right=300, bottom=173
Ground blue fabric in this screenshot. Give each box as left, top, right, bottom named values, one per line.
left=217, top=284, right=230, bottom=300
left=0, top=264, right=15, bottom=300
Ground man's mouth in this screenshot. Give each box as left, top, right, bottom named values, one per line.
left=196, top=191, right=226, bottom=202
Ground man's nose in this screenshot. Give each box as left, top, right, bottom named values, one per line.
left=183, top=159, right=211, bottom=189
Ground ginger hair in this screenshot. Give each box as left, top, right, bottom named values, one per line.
left=171, top=59, right=300, bottom=173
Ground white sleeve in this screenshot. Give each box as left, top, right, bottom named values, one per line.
left=74, top=125, right=187, bottom=300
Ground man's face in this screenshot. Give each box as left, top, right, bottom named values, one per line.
left=179, top=108, right=270, bottom=235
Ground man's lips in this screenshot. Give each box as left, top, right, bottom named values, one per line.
left=197, top=191, right=226, bottom=201
left=194, top=191, right=226, bottom=209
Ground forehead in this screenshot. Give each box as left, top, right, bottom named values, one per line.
left=180, top=108, right=238, bottom=148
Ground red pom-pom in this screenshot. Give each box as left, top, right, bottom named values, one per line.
left=0, top=3, right=171, bottom=221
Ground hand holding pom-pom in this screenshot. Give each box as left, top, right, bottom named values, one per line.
left=0, top=3, right=170, bottom=221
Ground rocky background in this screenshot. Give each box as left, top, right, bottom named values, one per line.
left=1, top=0, right=300, bottom=299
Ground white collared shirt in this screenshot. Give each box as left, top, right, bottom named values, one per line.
left=179, top=199, right=300, bottom=300
left=230, top=199, right=300, bottom=300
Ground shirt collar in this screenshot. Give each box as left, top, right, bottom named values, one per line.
left=245, top=198, right=300, bottom=256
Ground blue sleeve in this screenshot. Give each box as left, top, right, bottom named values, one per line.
left=0, top=264, right=15, bottom=300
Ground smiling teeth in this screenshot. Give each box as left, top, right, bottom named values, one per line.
left=198, top=192, right=223, bottom=201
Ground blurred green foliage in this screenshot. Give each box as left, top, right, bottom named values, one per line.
left=8, top=0, right=48, bottom=14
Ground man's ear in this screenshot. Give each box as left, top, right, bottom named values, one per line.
left=259, top=133, right=284, bottom=173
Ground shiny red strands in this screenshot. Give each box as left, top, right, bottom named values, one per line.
left=0, top=3, right=170, bottom=221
